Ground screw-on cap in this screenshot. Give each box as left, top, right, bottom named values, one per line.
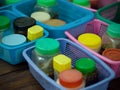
left=107, top=24, right=120, bottom=38
left=102, top=48, right=120, bottom=61
left=0, top=15, right=10, bottom=31
left=59, top=69, right=83, bottom=88
left=5, top=0, right=21, bottom=5
left=75, top=58, right=96, bottom=74
left=37, top=0, right=56, bottom=7
left=35, top=38, right=60, bottom=55
left=73, top=0, right=90, bottom=6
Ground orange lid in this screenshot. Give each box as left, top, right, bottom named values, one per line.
left=102, top=48, right=120, bottom=61
left=59, top=69, right=83, bottom=88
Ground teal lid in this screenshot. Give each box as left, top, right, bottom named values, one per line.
left=37, top=0, right=56, bottom=7
left=107, top=24, right=120, bottom=38
left=75, top=58, right=96, bottom=74
left=35, top=38, right=60, bottom=55
left=0, top=15, right=10, bottom=31
left=2, top=34, right=26, bottom=46
left=73, top=0, right=90, bottom=6
left=5, top=0, right=21, bottom=5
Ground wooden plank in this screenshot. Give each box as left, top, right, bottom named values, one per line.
left=0, top=69, right=44, bottom=90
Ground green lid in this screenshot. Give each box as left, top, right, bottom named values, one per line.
left=37, top=0, right=56, bottom=7
left=0, top=15, right=10, bottom=31
left=5, top=0, right=21, bottom=5
left=73, top=0, right=90, bottom=6
left=75, top=58, right=96, bottom=74
left=35, top=38, right=60, bottom=55
left=107, top=24, right=120, bottom=38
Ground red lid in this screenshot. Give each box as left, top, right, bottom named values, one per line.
left=102, top=48, right=120, bottom=61
left=59, top=69, right=83, bottom=88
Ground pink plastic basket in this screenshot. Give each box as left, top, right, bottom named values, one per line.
left=65, top=19, right=120, bottom=78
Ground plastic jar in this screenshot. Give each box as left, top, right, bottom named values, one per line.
left=102, top=48, right=120, bottom=61
left=53, top=54, right=71, bottom=81
left=102, top=24, right=120, bottom=50
left=73, top=0, right=90, bottom=8
left=31, top=38, right=60, bottom=78
left=34, top=0, right=57, bottom=19
left=78, top=33, right=102, bottom=52
left=57, top=69, right=85, bottom=90
left=75, top=58, right=98, bottom=86
left=13, top=17, right=36, bottom=36
left=27, top=25, right=44, bottom=41
left=2, top=34, right=26, bottom=46
left=5, top=0, right=21, bottom=5
left=0, top=15, right=10, bottom=42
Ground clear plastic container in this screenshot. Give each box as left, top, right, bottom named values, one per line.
left=102, top=24, right=120, bottom=49
left=75, top=58, right=98, bottom=86
left=57, top=69, right=85, bottom=90
left=77, top=33, right=102, bottom=52
left=31, top=38, right=60, bottom=78
left=34, top=0, right=57, bottom=19
left=53, top=54, right=71, bottom=81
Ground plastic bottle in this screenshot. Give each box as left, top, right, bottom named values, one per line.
left=34, top=0, right=57, bottom=19
left=31, top=38, right=60, bottom=78
left=0, top=15, right=10, bottom=42
left=53, top=54, right=71, bottom=81
left=78, top=33, right=102, bottom=52
left=75, top=58, right=98, bottom=86
left=13, top=17, right=36, bottom=36
left=27, top=25, right=44, bottom=41
left=73, top=0, right=90, bottom=8
left=57, top=69, right=85, bottom=90
left=102, top=24, right=120, bottom=49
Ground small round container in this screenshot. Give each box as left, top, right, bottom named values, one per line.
left=78, top=33, right=102, bottom=52
left=5, top=0, right=21, bottom=5
left=0, top=15, right=10, bottom=41
left=102, top=48, right=120, bottom=61
left=13, top=17, right=36, bottom=36
left=73, top=0, right=90, bottom=7
left=45, top=19, right=66, bottom=26
left=31, top=11, right=51, bottom=23
left=102, top=24, right=120, bottom=49
left=57, top=69, right=85, bottom=90
left=32, top=38, right=60, bottom=78
left=27, top=25, right=44, bottom=41
left=75, top=58, right=98, bottom=86
left=2, top=34, right=26, bottom=46
left=53, top=54, right=71, bottom=81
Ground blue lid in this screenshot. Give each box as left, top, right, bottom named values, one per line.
left=2, top=34, right=26, bottom=46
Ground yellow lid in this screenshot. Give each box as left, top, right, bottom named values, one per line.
left=53, top=54, right=71, bottom=73
left=78, top=33, right=101, bottom=49
left=27, top=25, right=44, bottom=41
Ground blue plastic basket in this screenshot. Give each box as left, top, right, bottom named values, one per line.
left=0, top=10, right=49, bottom=65
left=23, top=38, right=115, bottom=90
left=13, top=0, right=94, bottom=38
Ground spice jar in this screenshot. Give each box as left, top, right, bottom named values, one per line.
left=57, top=69, right=85, bottom=90
left=53, top=54, right=71, bottom=81
left=102, top=24, right=120, bottom=50
left=0, top=15, right=10, bottom=42
left=34, top=0, right=58, bottom=19
left=31, top=38, right=60, bottom=78
left=78, top=33, right=102, bottom=52
left=75, top=58, right=98, bottom=86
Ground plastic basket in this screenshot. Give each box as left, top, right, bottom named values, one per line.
left=0, top=10, right=49, bottom=65
left=65, top=19, right=120, bottom=78
left=96, top=2, right=120, bottom=25
left=13, top=0, right=94, bottom=38
left=23, top=38, right=115, bottom=90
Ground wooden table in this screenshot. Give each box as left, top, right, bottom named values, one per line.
left=0, top=59, right=120, bottom=90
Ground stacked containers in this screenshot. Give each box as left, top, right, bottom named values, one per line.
left=13, top=0, right=94, bottom=38
left=23, top=38, right=115, bottom=90
left=0, top=10, right=49, bottom=65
